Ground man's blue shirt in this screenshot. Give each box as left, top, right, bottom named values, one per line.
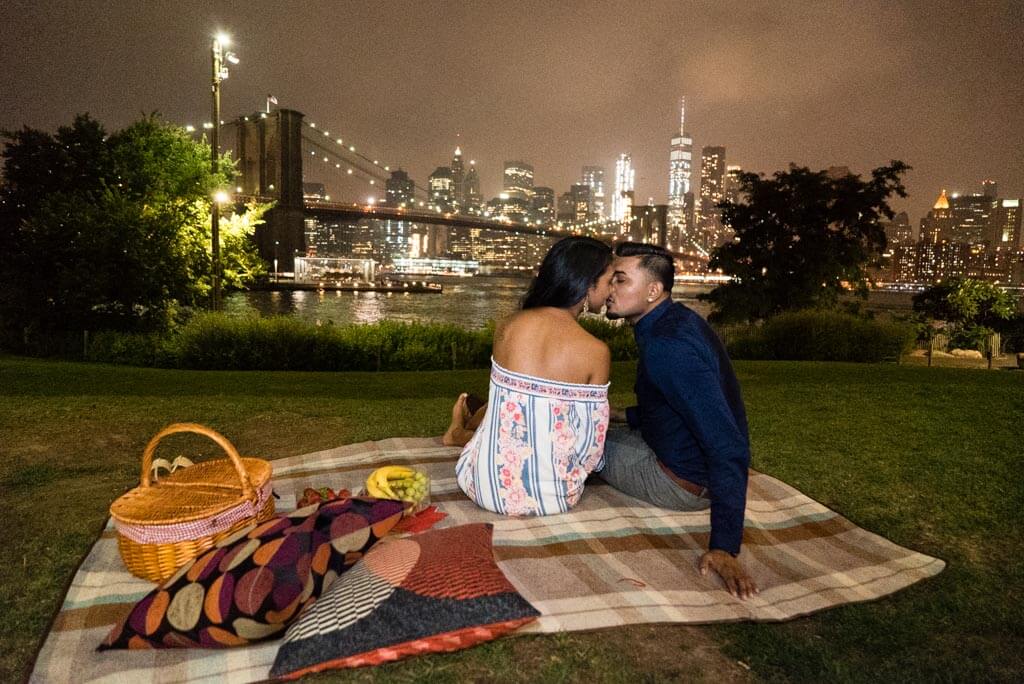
left=624, top=299, right=751, bottom=555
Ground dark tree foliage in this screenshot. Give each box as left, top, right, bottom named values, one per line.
left=699, top=161, right=910, bottom=324
left=0, top=114, right=263, bottom=342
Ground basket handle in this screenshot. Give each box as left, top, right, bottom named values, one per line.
left=140, top=423, right=255, bottom=500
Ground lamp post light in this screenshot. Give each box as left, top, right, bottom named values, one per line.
left=210, top=32, right=238, bottom=310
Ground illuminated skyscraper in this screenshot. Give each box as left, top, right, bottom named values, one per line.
left=883, top=211, right=914, bottom=249
left=949, top=192, right=998, bottom=244
left=698, top=145, right=727, bottom=250
left=570, top=183, right=593, bottom=224
left=992, top=199, right=1021, bottom=249
left=920, top=189, right=953, bottom=244
left=451, top=146, right=465, bottom=210
left=557, top=191, right=575, bottom=224
left=581, top=165, right=606, bottom=219
left=503, top=161, right=534, bottom=202
left=385, top=169, right=415, bottom=208
left=612, top=153, right=635, bottom=226
left=668, top=97, right=694, bottom=246
left=724, top=165, right=744, bottom=204
left=464, top=161, right=482, bottom=212
left=532, top=186, right=556, bottom=224
left=428, top=166, right=454, bottom=211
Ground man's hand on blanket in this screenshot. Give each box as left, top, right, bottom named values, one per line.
left=699, top=550, right=759, bottom=600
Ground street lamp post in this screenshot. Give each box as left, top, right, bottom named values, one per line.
left=210, top=33, right=238, bottom=310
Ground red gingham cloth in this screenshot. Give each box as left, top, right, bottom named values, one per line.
left=113, top=480, right=273, bottom=544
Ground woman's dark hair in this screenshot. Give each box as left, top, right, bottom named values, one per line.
left=613, top=242, right=675, bottom=293
left=522, top=236, right=612, bottom=310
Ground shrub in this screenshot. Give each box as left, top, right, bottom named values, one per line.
left=80, top=313, right=639, bottom=372
left=722, top=309, right=916, bottom=363
left=86, top=330, right=178, bottom=367
left=947, top=324, right=993, bottom=353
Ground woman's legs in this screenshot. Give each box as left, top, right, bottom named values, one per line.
left=442, top=393, right=488, bottom=447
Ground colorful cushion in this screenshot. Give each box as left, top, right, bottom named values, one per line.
left=98, top=497, right=405, bottom=650
left=270, top=523, right=540, bottom=679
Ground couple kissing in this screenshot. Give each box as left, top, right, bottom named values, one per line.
left=444, top=237, right=757, bottom=600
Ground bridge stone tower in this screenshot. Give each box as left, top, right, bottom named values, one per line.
left=234, top=108, right=305, bottom=271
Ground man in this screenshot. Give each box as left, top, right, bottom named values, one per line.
left=601, top=242, right=758, bottom=599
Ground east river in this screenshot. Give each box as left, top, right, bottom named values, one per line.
left=224, top=276, right=921, bottom=328
left=224, top=277, right=718, bottom=328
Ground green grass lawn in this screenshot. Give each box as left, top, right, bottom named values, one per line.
left=1, top=356, right=1021, bottom=682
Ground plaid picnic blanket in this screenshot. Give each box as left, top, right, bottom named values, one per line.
left=30, top=437, right=945, bottom=683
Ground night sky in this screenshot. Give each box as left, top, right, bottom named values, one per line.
left=2, top=0, right=1022, bottom=224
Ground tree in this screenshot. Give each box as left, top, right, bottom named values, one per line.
left=912, top=277, right=1015, bottom=352
left=0, top=114, right=266, bottom=341
left=699, top=161, right=910, bottom=323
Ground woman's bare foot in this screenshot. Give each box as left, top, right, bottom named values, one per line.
left=442, top=393, right=473, bottom=447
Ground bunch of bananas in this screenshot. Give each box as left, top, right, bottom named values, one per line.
left=365, top=465, right=430, bottom=506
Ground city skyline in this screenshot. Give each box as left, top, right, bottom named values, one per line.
left=2, top=1, right=1022, bottom=223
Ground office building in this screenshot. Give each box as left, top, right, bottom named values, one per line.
left=698, top=145, right=727, bottom=250
left=503, top=161, right=534, bottom=202
left=949, top=192, right=998, bottom=245
left=724, top=165, right=744, bottom=205
left=557, top=191, right=576, bottom=224
left=451, top=147, right=466, bottom=210
left=883, top=211, right=914, bottom=249
left=428, top=166, right=454, bottom=211
left=302, top=182, right=327, bottom=201
left=992, top=199, right=1022, bottom=249
left=384, top=169, right=415, bottom=208
left=464, top=162, right=482, bottom=213
left=581, top=166, right=606, bottom=219
left=569, top=184, right=593, bottom=224
left=920, top=189, right=953, bottom=244
left=612, top=153, right=635, bottom=225
left=668, top=97, right=694, bottom=243
left=532, top=186, right=556, bottom=224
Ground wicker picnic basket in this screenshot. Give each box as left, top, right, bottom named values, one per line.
left=109, top=423, right=274, bottom=582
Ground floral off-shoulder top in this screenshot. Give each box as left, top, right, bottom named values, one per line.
left=455, top=358, right=609, bottom=516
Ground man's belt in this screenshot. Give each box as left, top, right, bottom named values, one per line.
left=658, top=462, right=709, bottom=499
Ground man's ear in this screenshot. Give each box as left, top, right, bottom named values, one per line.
left=648, top=280, right=664, bottom=301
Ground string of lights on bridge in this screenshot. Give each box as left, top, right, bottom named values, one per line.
left=300, top=118, right=438, bottom=201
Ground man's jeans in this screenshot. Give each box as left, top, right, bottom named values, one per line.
left=597, top=424, right=711, bottom=511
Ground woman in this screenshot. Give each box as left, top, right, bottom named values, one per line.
left=446, top=236, right=614, bottom=516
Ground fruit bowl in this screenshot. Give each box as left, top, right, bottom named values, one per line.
left=365, top=466, right=431, bottom=514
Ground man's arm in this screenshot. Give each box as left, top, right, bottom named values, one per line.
left=645, top=335, right=757, bottom=598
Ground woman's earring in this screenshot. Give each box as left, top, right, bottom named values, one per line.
left=582, top=299, right=591, bottom=315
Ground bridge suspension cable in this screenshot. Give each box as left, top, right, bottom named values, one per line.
left=300, top=119, right=431, bottom=198
left=302, top=136, right=392, bottom=194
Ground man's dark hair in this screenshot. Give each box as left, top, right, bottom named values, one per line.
left=522, top=236, right=612, bottom=310
left=614, top=242, right=675, bottom=293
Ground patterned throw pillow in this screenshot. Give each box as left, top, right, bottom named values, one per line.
left=270, top=523, right=540, bottom=679
left=98, top=497, right=405, bottom=649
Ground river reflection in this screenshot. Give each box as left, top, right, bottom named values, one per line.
left=224, top=277, right=713, bottom=328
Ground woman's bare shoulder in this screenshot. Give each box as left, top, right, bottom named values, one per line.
left=586, top=336, right=611, bottom=384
